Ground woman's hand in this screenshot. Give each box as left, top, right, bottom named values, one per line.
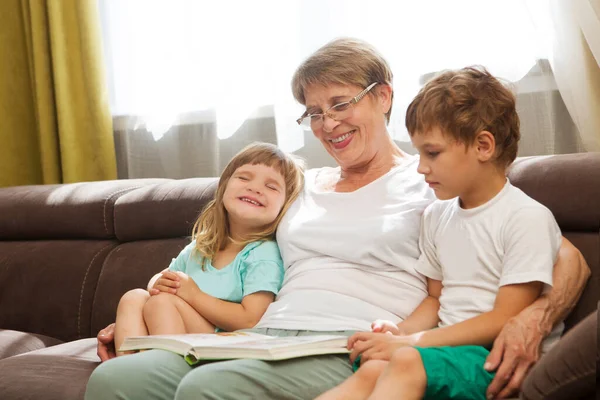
left=484, top=307, right=547, bottom=399
left=96, top=323, right=116, bottom=362
left=348, top=332, right=416, bottom=365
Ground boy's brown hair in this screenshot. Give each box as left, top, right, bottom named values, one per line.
left=405, top=66, right=520, bottom=167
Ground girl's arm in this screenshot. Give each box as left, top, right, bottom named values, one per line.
left=413, top=281, right=543, bottom=347
left=158, top=269, right=274, bottom=331
left=185, top=290, right=274, bottom=331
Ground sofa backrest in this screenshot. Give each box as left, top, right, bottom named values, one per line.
left=0, top=178, right=217, bottom=341
left=89, top=178, right=218, bottom=336
left=508, top=153, right=600, bottom=332
left=0, top=153, right=597, bottom=341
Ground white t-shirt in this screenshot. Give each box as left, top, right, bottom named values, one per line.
left=417, top=180, right=563, bottom=352
left=256, top=156, right=436, bottom=331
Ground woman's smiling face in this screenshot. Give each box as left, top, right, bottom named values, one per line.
left=303, top=82, right=392, bottom=171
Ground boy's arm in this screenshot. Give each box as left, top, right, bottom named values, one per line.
left=412, top=281, right=543, bottom=347
left=395, top=278, right=442, bottom=334
left=383, top=206, right=443, bottom=335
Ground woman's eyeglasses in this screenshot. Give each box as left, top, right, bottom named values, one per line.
left=296, top=82, right=379, bottom=131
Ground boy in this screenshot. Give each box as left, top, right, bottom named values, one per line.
left=316, top=66, right=563, bottom=400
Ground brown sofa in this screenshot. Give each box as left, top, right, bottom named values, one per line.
left=0, top=153, right=597, bottom=400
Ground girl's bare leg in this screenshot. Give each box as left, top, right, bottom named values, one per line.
left=143, top=293, right=215, bottom=335
left=315, top=360, right=388, bottom=400
left=367, top=348, right=427, bottom=400
left=114, top=288, right=150, bottom=356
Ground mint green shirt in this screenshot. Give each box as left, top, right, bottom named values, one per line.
left=168, top=240, right=284, bottom=303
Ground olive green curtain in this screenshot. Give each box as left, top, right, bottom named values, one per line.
left=0, top=0, right=116, bottom=187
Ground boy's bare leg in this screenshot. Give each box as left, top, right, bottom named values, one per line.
left=367, top=348, right=427, bottom=400
left=143, top=293, right=215, bottom=334
left=114, top=289, right=151, bottom=356
left=315, top=360, right=387, bottom=400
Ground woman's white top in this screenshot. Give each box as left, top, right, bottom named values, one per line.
left=256, top=156, right=435, bottom=331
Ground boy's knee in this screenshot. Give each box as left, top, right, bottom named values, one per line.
left=357, top=359, right=387, bottom=382
left=389, top=347, right=423, bottom=372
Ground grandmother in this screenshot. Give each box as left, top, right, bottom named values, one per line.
left=85, top=38, right=589, bottom=400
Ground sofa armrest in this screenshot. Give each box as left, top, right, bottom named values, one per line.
left=0, top=330, right=63, bottom=360
left=520, top=309, right=597, bottom=400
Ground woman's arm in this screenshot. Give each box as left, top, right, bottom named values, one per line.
left=485, top=237, right=591, bottom=399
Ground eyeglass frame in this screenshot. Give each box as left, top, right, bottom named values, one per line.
left=296, top=82, right=379, bottom=129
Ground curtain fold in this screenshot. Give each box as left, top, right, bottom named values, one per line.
left=0, top=0, right=116, bottom=187
left=549, top=0, right=600, bottom=151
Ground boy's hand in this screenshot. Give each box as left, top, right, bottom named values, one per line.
left=347, top=332, right=416, bottom=365
left=371, top=319, right=404, bottom=335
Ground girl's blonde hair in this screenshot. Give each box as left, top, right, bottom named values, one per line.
left=192, top=142, right=304, bottom=267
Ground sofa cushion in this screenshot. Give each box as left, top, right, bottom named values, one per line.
left=0, top=241, right=116, bottom=341
left=90, top=238, right=190, bottom=336
left=0, top=330, right=63, bottom=360
left=114, top=178, right=217, bottom=241
left=520, top=309, right=597, bottom=400
left=0, top=338, right=98, bottom=400
left=0, top=179, right=169, bottom=240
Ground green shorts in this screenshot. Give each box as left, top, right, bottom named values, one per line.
left=415, top=345, right=495, bottom=400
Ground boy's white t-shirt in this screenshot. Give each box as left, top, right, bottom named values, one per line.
left=417, top=180, right=563, bottom=352
left=256, top=156, right=436, bottom=331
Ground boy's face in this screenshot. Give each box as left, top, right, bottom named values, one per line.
left=411, top=127, right=480, bottom=200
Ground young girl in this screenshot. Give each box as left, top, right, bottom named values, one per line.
left=113, top=142, right=304, bottom=356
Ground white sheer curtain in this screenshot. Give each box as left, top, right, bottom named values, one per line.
left=98, top=0, right=590, bottom=178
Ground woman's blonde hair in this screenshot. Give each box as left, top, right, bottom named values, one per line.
left=191, top=142, right=304, bottom=267
left=291, top=37, right=394, bottom=123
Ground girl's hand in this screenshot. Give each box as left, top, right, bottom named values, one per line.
left=371, top=319, right=403, bottom=335
left=150, top=271, right=181, bottom=295
left=170, top=271, right=200, bottom=303
left=348, top=332, right=417, bottom=365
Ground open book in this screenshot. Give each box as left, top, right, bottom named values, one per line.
left=120, top=332, right=350, bottom=365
